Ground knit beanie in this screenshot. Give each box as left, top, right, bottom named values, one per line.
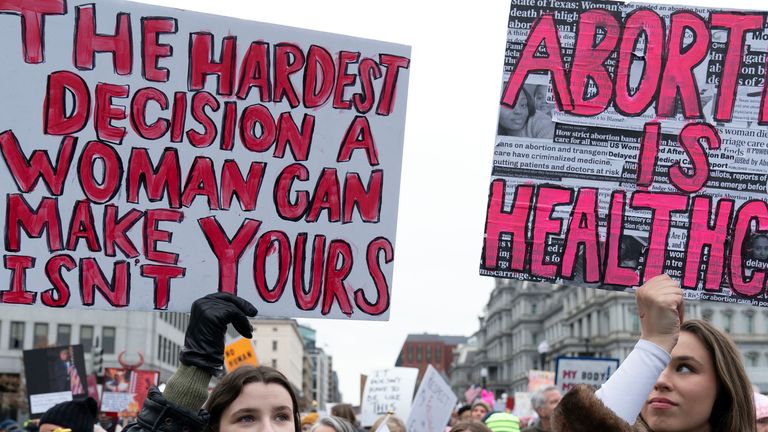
left=484, top=412, right=521, bottom=432
left=471, top=400, right=491, bottom=412
left=39, top=398, right=97, bottom=432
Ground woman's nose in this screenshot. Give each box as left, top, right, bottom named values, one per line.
left=654, top=367, right=674, bottom=392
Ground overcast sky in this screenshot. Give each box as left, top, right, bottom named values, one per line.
left=144, top=0, right=766, bottom=406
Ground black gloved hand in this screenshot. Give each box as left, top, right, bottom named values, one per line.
left=179, top=292, right=258, bottom=375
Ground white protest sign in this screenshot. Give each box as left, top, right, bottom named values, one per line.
left=406, top=365, right=457, bottom=432
left=555, top=357, right=619, bottom=393
left=0, top=0, right=410, bottom=320
left=512, top=391, right=533, bottom=419
left=361, top=367, right=418, bottom=426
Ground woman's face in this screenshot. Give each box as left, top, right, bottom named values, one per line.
left=641, top=331, right=718, bottom=432
left=534, top=87, right=549, bottom=112
left=471, top=405, right=488, bottom=420
left=499, top=91, right=529, bottom=133
left=219, top=382, right=295, bottom=432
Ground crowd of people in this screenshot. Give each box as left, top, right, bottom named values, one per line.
left=3, top=275, right=768, bottom=432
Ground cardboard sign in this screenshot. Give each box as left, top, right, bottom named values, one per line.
left=0, top=0, right=410, bottom=320
left=512, top=391, right=534, bottom=419
left=406, top=365, right=457, bottom=432
left=23, top=345, right=89, bottom=415
left=555, top=357, right=620, bottom=393
left=480, top=0, right=768, bottom=308
left=360, top=367, right=418, bottom=426
left=225, top=337, right=258, bottom=372
left=527, top=369, right=555, bottom=392
left=101, top=368, right=159, bottom=417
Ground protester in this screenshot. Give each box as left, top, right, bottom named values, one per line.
left=309, top=417, right=356, bottom=432
left=756, top=392, right=768, bottom=432
left=302, top=413, right=320, bottom=432
left=485, top=412, right=521, bottom=432
left=370, top=415, right=406, bottom=432
left=123, top=293, right=302, bottom=432
left=456, top=406, right=472, bottom=421
left=522, top=386, right=561, bottom=432
left=450, top=421, right=493, bottom=432
left=205, top=365, right=300, bottom=432
left=39, top=398, right=98, bottom=432
left=471, top=400, right=491, bottom=421
left=447, top=409, right=458, bottom=429
left=330, top=405, right=359, bottom=430
left=552, top=274, right=756, bottom=432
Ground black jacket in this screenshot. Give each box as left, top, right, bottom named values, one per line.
left=124, top=388, right=209, bottom=432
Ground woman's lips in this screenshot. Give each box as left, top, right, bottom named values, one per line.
left=648, top=397, right=678, bottom=409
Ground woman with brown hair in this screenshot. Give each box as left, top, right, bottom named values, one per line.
left=553, top=275, right=756, bottom=432
left=205, top=365, right=300, bottom=432
left=123, top=293, right=301, bottom=432
left=330, top=404, right=361, bottom=431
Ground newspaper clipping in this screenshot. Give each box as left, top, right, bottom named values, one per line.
left=481, top=0, right=768, bottom=308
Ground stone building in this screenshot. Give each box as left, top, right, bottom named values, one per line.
left=452, top=279, right=768, bottom=396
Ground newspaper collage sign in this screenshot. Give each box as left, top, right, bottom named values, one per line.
left=0, top=0, right=410, bottom=319
left=481, top=0, right=768, bottom=307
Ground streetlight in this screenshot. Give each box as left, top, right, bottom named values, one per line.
left=583, top=338, right=592, bottom=357
left=480, top=367, right=488, bottom=389
left=537, top=340, right=550, bottom=370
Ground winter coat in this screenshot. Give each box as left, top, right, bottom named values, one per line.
left=552, top=385, right=651, bottom=432
left=123, top=388, right=208, bottom=432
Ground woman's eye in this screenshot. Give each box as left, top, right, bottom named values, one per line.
left=237, top=415, right=256, bottom=423
left=676, top=364, right=694, bottom=373
left=275, top=413, right=291, bottom=422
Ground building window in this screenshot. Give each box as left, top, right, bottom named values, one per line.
left=426, top=345, right=432, bottom=362
left=417, top=345, right=422, bottom=361
left=80, top=326, right=94, bottom=352
left=157, top=336, right=163, bottom=360
left=10, top=322, right=24, bottom=350
left=745, top=314, right=754, bottom=334
left=630, top=309, right=640, bottom=333
left=723, top=313, right=733, bottom=333
left=34, top=323, right=49, bottom=348
left=272, top=359, right=278, bottom=368
left=103, top=327, right=116, bottom=354
left=436, top=346, right=442, bottom=361
left=272, top=340, right=278, bottom=351
left=56, top=324, right=71, bottom=346
left=532, top=303, right=538, bottom=315
left=747, top=354, right=758, bottom=367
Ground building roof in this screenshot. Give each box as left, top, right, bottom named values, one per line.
left=405, top=333, right=468, bottom=345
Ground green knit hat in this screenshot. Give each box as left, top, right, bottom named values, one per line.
left=484, top=412, right=521, bottom=432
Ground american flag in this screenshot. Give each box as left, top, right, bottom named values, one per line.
left=68, top=364, right=84, bottom=395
